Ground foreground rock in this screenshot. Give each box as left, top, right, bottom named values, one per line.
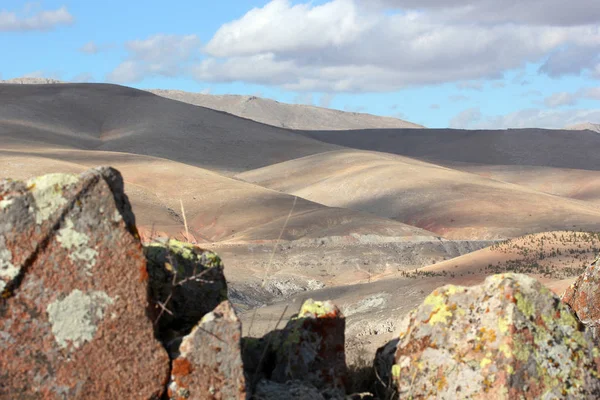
left=144, top=238, right=227, bottom=354
left=562, top=255, right=600, bottom=340
left=169, top=300, right=247, bottom=399
left=391, top=273, right=600, bottom=398
left=0, top=168, right=169, bottom=399
left=244, top=299, right=347, bottom=397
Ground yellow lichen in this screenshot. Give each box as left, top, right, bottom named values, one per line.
left=499, top=343, right=512, bottom=358
left=424, top=291, right=453, bottom=325
left=392, top=364, right=401, bottom=377
left=480, top=357, right=492, bottom=368
left=498, top=315, right=511, bottom=333
left=298, top=299, right=334, bottom=318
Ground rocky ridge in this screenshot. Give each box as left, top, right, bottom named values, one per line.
left=2, top=166, right=600, bottom=399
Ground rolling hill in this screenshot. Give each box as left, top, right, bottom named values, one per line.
left=0, top=83, right=339, bottom=175
left=238, top=149, right=600, bottom=239
left=149, top=89, right=425, bottom=130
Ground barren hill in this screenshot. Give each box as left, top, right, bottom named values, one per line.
left=238, top=149, right=600, bottom=239
left=0, top=83, right=339, bottom=174
left=299, top=128, right=600, bottom=171
left=566, top=122, right=600, bottom=133
left=149, top=89, right=425, bottom=130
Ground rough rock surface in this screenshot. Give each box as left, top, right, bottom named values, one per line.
left=144, top=238, right=227, bottom=353
left=562, top=255, right=600, bottom=340
left=244, top=299, right=347, bottom=396
left=0, top=168, right=169, bottom=399
left=373, top=338, right=399, bottom=398
left=271, top=299, right=347, bottom=391
left=391, top=273, right=600, bottom=399
left=168, top=300, right=247, bottom=400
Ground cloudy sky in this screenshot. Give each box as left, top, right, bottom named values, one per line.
left=2, top=0, right=600, bottom=128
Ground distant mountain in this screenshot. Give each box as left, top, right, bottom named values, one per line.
left=566, top=122, right=600, bottom=133
left=149, top=89, right=425, bottom=131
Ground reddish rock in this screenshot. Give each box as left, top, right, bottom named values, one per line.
left=0, top=167, right=169, bottom=399
left=562, top=255, right=600, bottom=339
left=168, top=300, right=248, bottom=400
left=270, top=299, right=347, bottom=393
left=392, top=273, right=600, bottom=399
left=144, top=238, right=227, bottom=355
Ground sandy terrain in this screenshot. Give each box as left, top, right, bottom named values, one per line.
left=238, top=149, right=600, bottom=239
left=149, top=89, right=424, bottom=130
left=436, top=163, right=600, bottom=204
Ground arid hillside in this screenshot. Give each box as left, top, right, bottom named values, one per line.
left=149, top=89, right=425, bottom=130
left=3, top=82, right=600, bottom=371
left=238, top=149, right=600, bottom=239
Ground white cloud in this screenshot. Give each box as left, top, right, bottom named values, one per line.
left=107, top=34, right=201, bottom=83
left=194, top=0, right=600, bottom=92
left=470, top=108, right=600, bottom=129
left=363, top=0, right=600, bottom=26
left=544, top=92, right=578, bottom=107
left=204, top=0, right=376, bottom=57
left=449, top=107, right=482, bottom=128
left=0, top=4, right=73, bottom=31
left=542, top=86, right=600, bottom=108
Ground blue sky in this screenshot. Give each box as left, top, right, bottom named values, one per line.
left=1, top=0, right=600, bottom=128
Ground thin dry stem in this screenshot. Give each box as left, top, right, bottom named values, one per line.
left=261, top=196, right=297, bottom=288
left=180, top=199, right=190, bottom=242
left=252, top=305, right=289, bottom=386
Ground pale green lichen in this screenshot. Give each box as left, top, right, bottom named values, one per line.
left=46, top=289, right=114, bottom=350
left=0, top=246, right=19, bottom=293
left=514, top=291, right=535, bottom=319
left=0, top=198, right=13, bottom=210
left=57, top=218, right=98, bottom=272
left=146, top=239, right=223, bottom=268
left=27, top=173, right=79, bottom=224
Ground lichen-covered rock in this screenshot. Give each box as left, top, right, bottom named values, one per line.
left=271, top=299, right=347, bottom=392
left=562, top=255, right=600, bottom=340
left=168, top=300, right=248, bottom=400
left=373, top=338, right=398, bottom=399
left=0, top=167, right=169, bottom=399
left=392, top=273, right=600, bottom=399
left=144, top=238, right=227, bottom=353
